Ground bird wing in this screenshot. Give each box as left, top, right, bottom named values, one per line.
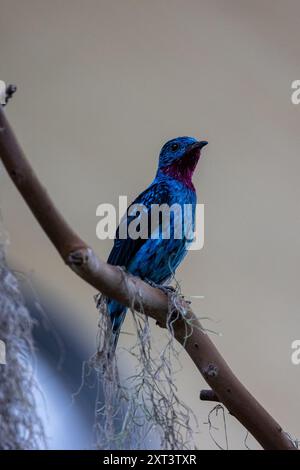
left=107, top=181, right=171, bottom=267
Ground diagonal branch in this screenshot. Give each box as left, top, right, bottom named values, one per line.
left=0, top=93, right=296, bottom=450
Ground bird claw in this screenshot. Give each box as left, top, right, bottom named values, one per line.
left=144, top=279, right=176, bottom=296
left=159, top=285, right=177, bottom=295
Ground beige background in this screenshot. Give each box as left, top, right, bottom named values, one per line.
left=1, top=0, right=300, bottom=449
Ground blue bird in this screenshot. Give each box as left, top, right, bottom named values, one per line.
left=107, top=136, right=207, bottom=350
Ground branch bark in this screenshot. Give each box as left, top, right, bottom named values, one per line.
left=0, top=100, right=296, bottom=450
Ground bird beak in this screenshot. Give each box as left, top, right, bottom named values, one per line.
left=189, top=141, right=208, bottom=152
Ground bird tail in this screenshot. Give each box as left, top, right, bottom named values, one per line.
left=107, top=299, right=127, bottom=356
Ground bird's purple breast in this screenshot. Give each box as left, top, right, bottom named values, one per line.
left=160, top=152, right=200, bottom=191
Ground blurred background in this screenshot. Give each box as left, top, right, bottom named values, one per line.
left=0, top=0, right=300, bottom=449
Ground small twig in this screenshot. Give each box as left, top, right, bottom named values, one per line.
left=200, top=389, right=237, bottom=419
left=3, top=84, right=17, bottom=107
left=200, top=389, right=220, bottom=402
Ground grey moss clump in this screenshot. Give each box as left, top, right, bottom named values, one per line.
left=91, top=277, right=197, bottom=451
left=0, top=241, right=45, bottom=449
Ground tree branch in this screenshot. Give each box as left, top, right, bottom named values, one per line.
left=0, top=94, right=296, bottom=450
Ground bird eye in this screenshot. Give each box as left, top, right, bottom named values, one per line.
left=171, top=143, right=179, bottom=151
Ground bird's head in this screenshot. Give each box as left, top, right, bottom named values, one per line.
left=158, top=136, right=208, bottom=169
left=157, top=137, right=208, bottom=189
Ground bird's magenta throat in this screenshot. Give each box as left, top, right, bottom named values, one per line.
left=160, top=152, right=200, bottom=191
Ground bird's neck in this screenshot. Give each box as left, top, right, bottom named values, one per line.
left=158, top=154, right=199, bottom=191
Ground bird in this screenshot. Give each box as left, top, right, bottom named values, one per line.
left=106, top=136, right=208, bottom=351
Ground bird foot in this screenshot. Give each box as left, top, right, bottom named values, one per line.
left=144, top=279, right=177, bottom=296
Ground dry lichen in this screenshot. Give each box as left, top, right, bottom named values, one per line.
left=0, top=224, right=45, bottom=449
left=89, top=273, right=198, bottom=450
